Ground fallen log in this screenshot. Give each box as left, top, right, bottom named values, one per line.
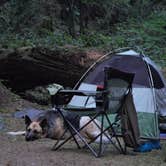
left=0, top=47, right=102, bottom=92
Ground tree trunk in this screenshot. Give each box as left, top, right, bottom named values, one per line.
left=68, top=7, right=75, bottom=37
left=0, top=47, right=98, bottom=92
left=129, top=0, right=137, bottom=6
left=79, top=0, right=84, bottom=34
left=67, top=0, right=76, bottom=37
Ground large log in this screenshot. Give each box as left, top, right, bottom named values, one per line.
left=0, top=47, right=101, bottom=92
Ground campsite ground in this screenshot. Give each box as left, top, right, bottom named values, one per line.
left=0, top=68, right=166, bottom=166
left=0, top=112, right=166, bottom=166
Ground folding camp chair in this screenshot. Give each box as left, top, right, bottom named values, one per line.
left=51, top=67, right=134, bottom=157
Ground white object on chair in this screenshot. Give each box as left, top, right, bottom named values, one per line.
left=68, top=83, right=97, bottom=108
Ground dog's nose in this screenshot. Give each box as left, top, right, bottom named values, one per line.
left=26, top=136, right=36, bottom=141
left=25, top=135, right=33, bottom=141
left=25, top=137, right=30, bottom=141
left=25, top=134, right=35, bottom=141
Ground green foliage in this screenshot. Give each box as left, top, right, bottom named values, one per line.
left=108, top=10, right=166, bottom=67
left=0, top=30, right=112, bottom=49
left=0, top=0, right=165, bottom=65
left=118, top=12, right=165, bottom=53
left=79, top=33, right=112, bottom=47
left=0, top=0, right=39, bottom=32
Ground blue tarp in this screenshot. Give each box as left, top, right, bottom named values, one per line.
left=134, top=140, right=161, bottom=152
left=14, top=108, right=44, bottom=120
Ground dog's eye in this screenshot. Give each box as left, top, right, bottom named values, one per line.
left=27, top=129, right=31, bottom=132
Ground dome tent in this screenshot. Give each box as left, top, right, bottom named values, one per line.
left=74, top=49, right=166, bottom=139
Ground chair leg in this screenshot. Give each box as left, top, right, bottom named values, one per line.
left=52, top=110, right=101, bottom=157
left=98, top=113, right=104, bottom=157
left=121, top=138, right=127, bottom=154
left=104, top=113, right=126, bottom=154
left=53, top=108, right=126, bottom=157
left=89, top=116, right=112, bottom=142
left=52, top=127, right=81, bottom=150
left=67, top=119, right=99, bottom=157
left=83, top=113, right=118, bottom=157
left=85, top=114, right=124, bottom=155
left=52, top=128, right=68, bottom=150
left=52, top=108, right=81, bottom=150
left=68, top=127, right=81, bottom=149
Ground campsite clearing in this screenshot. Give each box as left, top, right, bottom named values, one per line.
left=0, top=114, right=165, bottom=166
left=0, top=49, right=166, bottom=165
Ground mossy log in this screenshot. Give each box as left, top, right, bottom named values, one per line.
left=0, top=47, right=101, bottom=92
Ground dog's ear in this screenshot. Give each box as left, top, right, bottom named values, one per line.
left=39, top=119, right=48, bottom=129
left=25, top=115, right=32, bottom=126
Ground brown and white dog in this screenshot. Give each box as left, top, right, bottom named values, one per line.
left=24, top=110, right=111, bottom=143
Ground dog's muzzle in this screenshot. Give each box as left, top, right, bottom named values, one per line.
left=25, top=136, right=37, bottom=141
left=25, top=132, right=39, bottom=141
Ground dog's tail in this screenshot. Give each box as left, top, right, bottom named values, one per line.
left=7, top=131, right=26, bottom=136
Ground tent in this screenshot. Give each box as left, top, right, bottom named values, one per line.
left=74, top=49, right=166, bottom=140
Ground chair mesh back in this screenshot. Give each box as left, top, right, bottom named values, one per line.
left=104, top=67, right=134, bottom=114
left=107, top=78, right=129, bottom=114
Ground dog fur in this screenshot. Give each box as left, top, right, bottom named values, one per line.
left=25, top=110, right=111, bottom=143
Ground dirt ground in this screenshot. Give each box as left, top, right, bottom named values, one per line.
left=0, top=113, right=166, bottom=166
left=0, top=77, right=166, bottom=166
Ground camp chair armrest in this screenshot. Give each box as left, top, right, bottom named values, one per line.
left=51, top=90, right=106, bottom=107
left=61, top=106, right=96, bottom=112
left=58, top=89, right=102, bottom=97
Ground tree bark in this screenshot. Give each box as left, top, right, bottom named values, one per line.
left=79, top=0, right=83, bottom=34
left=0, top=47, right=98, bottom=92
left=66, top=0, right=76, bottom=37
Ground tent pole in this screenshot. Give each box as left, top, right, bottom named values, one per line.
left=74, top=47, right=130, bottom=89
left=139, top=50, right=159, bottom=138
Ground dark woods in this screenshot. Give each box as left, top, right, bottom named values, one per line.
left=0, top=0, right=165, bottom=57
left=1, top=0, right=164, bottom=38
left=57, top=0, right=165, bottom=37
left=59, top=0, right=105, bottom=37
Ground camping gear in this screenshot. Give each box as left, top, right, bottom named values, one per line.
left=50, top=49, right=166, bottom=156
left=51, top=67, right=135, bottom=157
left=14, top=108, right=44, bottom=120
left=134, top=140, right=161, bottom=152
left=74, top=49, right=166, bottom=140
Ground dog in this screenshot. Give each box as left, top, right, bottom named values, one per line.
left=25, top=110, right=111, bottom=143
